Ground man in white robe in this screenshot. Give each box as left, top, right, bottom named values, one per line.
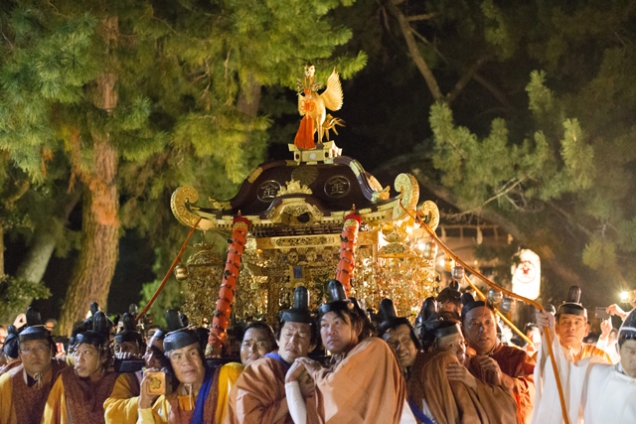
left=532, top=308, right=636, bottom=424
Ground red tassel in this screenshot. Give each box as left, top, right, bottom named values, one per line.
left=294, top=115, right=316, bottom=150
left=336, top=213, right=361, bottom=295
left=208, top=217, right=250, bottom=351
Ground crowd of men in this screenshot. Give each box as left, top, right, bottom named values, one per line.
left=0, top=279, right=635, bottom=423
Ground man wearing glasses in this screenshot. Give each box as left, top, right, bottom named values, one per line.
left=0, top=308, right=67, bottom=424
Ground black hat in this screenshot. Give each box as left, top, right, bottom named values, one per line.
left=19, top=308, right=51, bottom=343
left=415, top=297, right=438, bottom=333
left=83, top=302, right=115, bottom=330
left=428, top=320, right=462, bottom=340
left=3, top=325, right=20, bottom=359
left=319, top=280, right=353, bottom=315
left=114, top=313, right=144, bottom=345
left=420, top=305, right=461, bottom=350
left=437, top=280, right=461, bottom=304
left=416, top=297, right=438, bottom=322
left=556, top=286, right=587, bottom=318
left=280, top=286, right=312, bottom=324
left=163, top=310, right=199, bottom=353
left=378, top=299, right=412, bottom=335
left=74, top=311, right=110, bottom=348
left=618, top=308, right=636, bottom=348
left=461, top=298, right=495, bottom=319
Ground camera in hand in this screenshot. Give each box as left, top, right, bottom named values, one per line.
left=145, top=370, right=166, bottom=395
left=594, top=307, right=610, bottom=320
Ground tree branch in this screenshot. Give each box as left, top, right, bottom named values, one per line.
left=472, top=73, right=516, bottom=111
left=389, top=2, right=443, bottom=102
left=407, top=13, right=437, bottom=22
left=446, top=57, right=488, bottom=106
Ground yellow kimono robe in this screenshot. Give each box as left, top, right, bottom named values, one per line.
left=0, top=359, right=66, bottom=424
left=0, top=372, right=17, bottom=424
left=104, top=372, right=142, bottom=424
left=137, top=362, right=243, bottom=424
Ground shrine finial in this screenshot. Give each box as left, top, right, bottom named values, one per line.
left=294, top=65, right=344, bottom=150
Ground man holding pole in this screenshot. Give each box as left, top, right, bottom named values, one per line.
left=462, top=298, right=535, bottom=424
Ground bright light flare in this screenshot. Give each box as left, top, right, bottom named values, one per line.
left=620, top=291, right=631, bottom=302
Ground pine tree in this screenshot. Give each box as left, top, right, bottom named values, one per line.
left=1, top=0, right=366, bottom=334
left=365, top=0, right=636, bottom=304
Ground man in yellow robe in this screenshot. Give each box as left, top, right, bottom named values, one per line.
left=0, top=308, right=67, bottom=424
left=42, top=311, right=118, bottom=424
left=137, top=310, right=247, bottom=423
left=104, top=312, right=154, bottom=424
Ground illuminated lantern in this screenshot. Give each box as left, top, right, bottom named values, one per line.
left=511, top=249, right=541, bottom=300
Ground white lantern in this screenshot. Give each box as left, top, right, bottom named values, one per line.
left=511, top=249, right=541, bottom=300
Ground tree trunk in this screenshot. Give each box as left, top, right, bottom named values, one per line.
left=14, top=188, right=81, bottom=297
left=58, top=140, right=119, bottom=336
left=237, top=74, right=261, bottom=118
left=58, top=16, right=120, bottom=336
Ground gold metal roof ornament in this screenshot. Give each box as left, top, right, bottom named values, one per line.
left=294, top=63, right=343, bottom=150
left=170, top=64, right=441, bottom=324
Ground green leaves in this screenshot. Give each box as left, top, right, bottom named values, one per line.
left=0, top=275, right=51, bottom=323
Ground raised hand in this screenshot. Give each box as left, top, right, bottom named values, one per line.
left=535, top=310, right=555, bottom=333
left=446, top=363, right=477, bottom=391
left=297, top=357, right=322, bottom=376
left=297, top=368, right=315, bottom=398
left=600, top=319, right=613, bottom=340
left=475, top=356, right=503, bottom=386
left=285, top=360, right=306, bottom=383
left=606, top=304, right=627, bottom=321
left=138, top=369, right=161, bottom=410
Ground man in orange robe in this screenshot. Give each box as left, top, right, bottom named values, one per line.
left=291, top=280, right=407, bottom=424
left=381, top=297, right=517, bottom=424
left=462, top=299, right=535, bottom=424
left=226, top=286, right=320, bottom=424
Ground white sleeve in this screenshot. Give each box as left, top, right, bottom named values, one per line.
left=285, top=381, right=307, bottom=424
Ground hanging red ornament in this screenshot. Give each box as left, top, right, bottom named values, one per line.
left=208, top=216, right=250, bottom=352
left=335, top=212, right=361, bottom=295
